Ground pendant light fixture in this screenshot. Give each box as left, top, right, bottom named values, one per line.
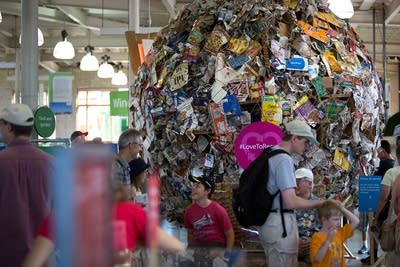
left=327, top=0, right=354, bottom=19
left=97, top=55, right=114, bottom=78
left=80, top=45, right=99, bottom=71
left=111, top=63, right=128, bottom=86
left=19, top=28, right=44, bottom=47
left=53, top=30, right=75, bottom=59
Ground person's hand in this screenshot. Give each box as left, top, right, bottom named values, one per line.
left=327, top=226, right=337, bottom=241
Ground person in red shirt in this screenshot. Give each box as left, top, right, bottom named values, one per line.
left=184, top=168, right=234, bottom=250
left=22, top=184, right=185, bottom=267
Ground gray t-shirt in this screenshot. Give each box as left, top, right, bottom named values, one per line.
left=267, top=146, right=296, bottom=210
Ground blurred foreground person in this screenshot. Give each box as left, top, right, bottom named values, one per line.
left=22, top=183, right=185, bottom=267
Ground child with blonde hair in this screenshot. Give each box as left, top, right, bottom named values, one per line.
left=310, top=200, right=359, bottom=267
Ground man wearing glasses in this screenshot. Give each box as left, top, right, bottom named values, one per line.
left=112, top=128, right=144, bottom=199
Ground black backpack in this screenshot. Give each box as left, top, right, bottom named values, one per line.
left=232, top=147, right=289, bottom=228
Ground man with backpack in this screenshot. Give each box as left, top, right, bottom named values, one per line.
left=257, top=119, right=324, bottom=266
left=370, top=146, right=400, bottom=266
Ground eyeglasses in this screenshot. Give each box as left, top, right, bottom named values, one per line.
left=130, top=142, right=144, bottom=148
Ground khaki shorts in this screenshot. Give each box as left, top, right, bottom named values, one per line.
left=258, top=212, right=298, bottom=266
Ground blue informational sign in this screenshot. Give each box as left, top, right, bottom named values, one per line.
left=48, top=72, right=73, bottom=114
left=359, top=176, right=382, bottom=212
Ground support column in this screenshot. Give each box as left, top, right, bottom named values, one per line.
left=129, top=0, right=140, bottom=33
left=382, top=5, right=388, bottom=122
left=21, top=0, right=39, bottom=110
left=127, top=0, right=141, bottom=127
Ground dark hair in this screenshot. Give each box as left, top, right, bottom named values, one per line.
left=380, top=140, right=391, bottom=154
left=204, top=182, right=215, bottom=198
left=9, top=123, right=33, bottom=137
left=397, top=145, right=400, bottom=156
left=282, top=131, right=293, bottom=141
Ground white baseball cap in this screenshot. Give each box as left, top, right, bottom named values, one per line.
left=295, top=168, right=314, bottom=183
left=0, top=104, right=34, bottom=126
left=284, top=119, right=319, bottom=145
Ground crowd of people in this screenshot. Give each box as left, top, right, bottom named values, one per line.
left=2, top=103, right=400, bottom=267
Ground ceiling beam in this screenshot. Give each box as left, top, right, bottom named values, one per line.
left=40, top=51, right=129, bottom=63
left=385, top=0, right=400, bottom=25
left=39, top=61, right=60, bottom=73
left=0, top=34, right=13, bottom=50
left=40, top=35, right=127, bottom=48
left=56, top=6, right=88, bottom=27
left=161, top=0, right=176, bottom=18
left=359, top=0, right=377, bottom=10
left=100, top=27, right=162, bottom=35
left=0, top=30, right=13, bottom=38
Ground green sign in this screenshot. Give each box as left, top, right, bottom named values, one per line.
left=34, top=106, right=56, bottom=138
left=110, top=91, right=129, bottom=116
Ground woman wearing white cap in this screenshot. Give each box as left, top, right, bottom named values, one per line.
left=295, top=168, right=321, bottom=266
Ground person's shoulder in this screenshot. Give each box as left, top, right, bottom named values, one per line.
left=184, top=203, right=198, bottom=213
left=383, top=166, right=400, bottom=184
left=116, top=201, right=145, bottom=213
left=210, top=200, right=225, bottom=209
left=381, top=158, right=395, bottom=168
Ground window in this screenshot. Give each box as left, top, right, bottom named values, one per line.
left=76, top=90, right=128, bottom=143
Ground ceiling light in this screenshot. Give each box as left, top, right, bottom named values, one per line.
left=80, top=46, right=99, bottom=71
left=19, top=28, right=44, bottom=47
left=0, top=11, right=2, bottom=24
left=112, top=63, right=128, bottom=86
left=97, top=55, right=114, bottom=78
left=327, top=0, right=354, bottom=19
left=53, top=30, right=75, bottom=59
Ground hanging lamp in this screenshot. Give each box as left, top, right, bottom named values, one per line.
left=97, top=55, right=114, bottom=78
left=53, top=30, right=75, bottom=59
left=19, top=28, right=44, bottom=47
left=80, top=45, right=99, bottom=71
left=327, top=0, right=354, bottom=19
left=111, top=63, right=128, bottom=85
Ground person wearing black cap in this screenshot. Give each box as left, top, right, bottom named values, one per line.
left=184, top=168, right=234, bottom=261
left=70, top=130, right=88, bottom=146
left=0, top=103, right=53, bottom=267
left=129, top=158, right=150, bottom=205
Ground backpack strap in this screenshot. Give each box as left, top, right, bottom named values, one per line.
left=266, top=148, right=290, bottom=238
left=279, top=193, right=287, bottom=238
